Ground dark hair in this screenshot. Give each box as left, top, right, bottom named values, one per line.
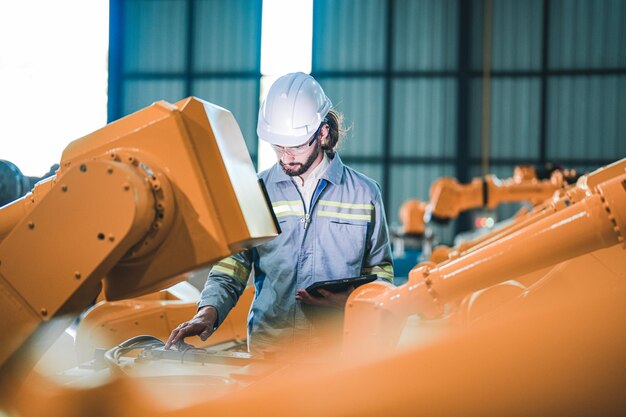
left=321, top=109, right=349, bottom=156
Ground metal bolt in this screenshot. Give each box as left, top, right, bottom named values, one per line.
left=74, top=271, right=82, bottom=280
left=123, top=183, right=130, bottom=191
left=41, top=308, right=48, bottom=317
left=28, top=222, right=35, bottom=230
left=61, top=184, right=68, bottom=192
left=80, top=164, right=87, bottom=172
left=622, top=179, right=626, bottom=191
left=107, top=167, right=114, bottom=174
left=108, top=234, right=115, bottom=242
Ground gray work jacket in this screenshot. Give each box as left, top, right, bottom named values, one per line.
left=198, top=153, right=394, bottom=353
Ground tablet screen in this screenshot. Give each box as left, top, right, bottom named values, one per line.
left=305, top=274, right=377, bottom=297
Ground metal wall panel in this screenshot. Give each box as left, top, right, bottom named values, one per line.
left=547, top=75, right=626, bottom=161
left=469, top=78, right=541, bottom=160
left=194, top=0, right=261, bottom=72
left=392, top=0, right=458, bottom=71
left=389, top=164, right=456, bottom=245
left=122, top=80, right=185, bottom=115
left=471, top=0, right=543, bottom=70
left=318, top=78, right=385, bottom=157
left=110, top=0, right=262, bottom=163
left=313, top=0, right=386, bottom=71
left=193, top=79, right=260, bottom=155
left=391, top=78, right=457, bottom=158
left=124, top=0, right=187, bottom=73
left=549, top=0, right=626, bottom=69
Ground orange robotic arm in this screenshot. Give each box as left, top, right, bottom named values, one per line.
left=0, top=97, right=279, bottom=371
left=398, top=199, right=427, bottom=236
left=425, top=165, right=566, bottom=223
left=345, top=159, right=625, bottom=355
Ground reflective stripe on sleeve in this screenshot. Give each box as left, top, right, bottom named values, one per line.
left=363, top=264, right=394, bottom=283
left=211, top=257, right=251, bottom=284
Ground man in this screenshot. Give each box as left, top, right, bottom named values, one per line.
left=166, top=72, right=393, bottom=353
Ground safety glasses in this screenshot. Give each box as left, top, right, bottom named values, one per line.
left=271, top=124, right=323, bottom=156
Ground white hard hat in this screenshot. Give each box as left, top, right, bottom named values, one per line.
left=257, top=72, right=332, bottom=146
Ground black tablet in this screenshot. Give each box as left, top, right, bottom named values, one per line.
left=305, top=274, right=378, bottom=298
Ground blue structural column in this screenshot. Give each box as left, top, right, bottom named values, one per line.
left=107, top=0, right=124, bottom=123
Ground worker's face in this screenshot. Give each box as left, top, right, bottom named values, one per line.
left=278, top=138, right=321, bottom=177
left=274, top=125, right=325, bottom=177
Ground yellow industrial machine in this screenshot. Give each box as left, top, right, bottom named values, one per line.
left=0, top=96, right=624, bottom=415
left=346, top=157, right=625, bottom=349
left=73, top=283, right=254, bottom=363
left=394, top=165, right=573, bottom=273
left=425, top=164, right=570, bottom=223
left=0, top=97, right=279, bottom=395
left=398, top=164, right=571, bottom=237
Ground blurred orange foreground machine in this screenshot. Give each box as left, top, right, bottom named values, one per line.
left=0, top=97, right=279, bottom=372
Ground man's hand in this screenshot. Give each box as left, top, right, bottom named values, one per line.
left=165, top=306, right=218, bottom=349
left=296, top=287, right=354, bottom=309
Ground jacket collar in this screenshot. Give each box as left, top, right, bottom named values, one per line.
left=267, top=152, right=344, bottom=185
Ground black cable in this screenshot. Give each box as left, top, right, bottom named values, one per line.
left=104, top=335, right=164, bottom=367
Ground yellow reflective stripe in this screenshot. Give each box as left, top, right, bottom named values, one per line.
left=212, top=258, right=250, bottom=284
left=272, top=201, right=304, bottom=218
left=319, top=200, right=374, bottom=210
left=363, top=264, right=394, bottom=282
left=272, top=200, right=302, bottom=207
left=318, top=211, right=371, bottom=221
left=275, top=210, right=305, bottom=218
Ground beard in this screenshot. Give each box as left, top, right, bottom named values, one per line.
left=279, top=142, right=321, bottom=177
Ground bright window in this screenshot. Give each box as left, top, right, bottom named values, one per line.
left=0, top=0, right=109, bottom=177
left=258, top=0, right=313, bottom=172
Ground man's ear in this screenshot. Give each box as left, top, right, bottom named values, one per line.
left=320, top=124, right=330, bottom=146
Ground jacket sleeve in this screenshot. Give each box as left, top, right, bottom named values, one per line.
left=197, top=250, right=252, bottom=326
left=362, top=187, right=394, bottom=284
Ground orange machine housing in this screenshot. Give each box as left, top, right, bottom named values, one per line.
left=0, top=97, right=278, bottom=374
